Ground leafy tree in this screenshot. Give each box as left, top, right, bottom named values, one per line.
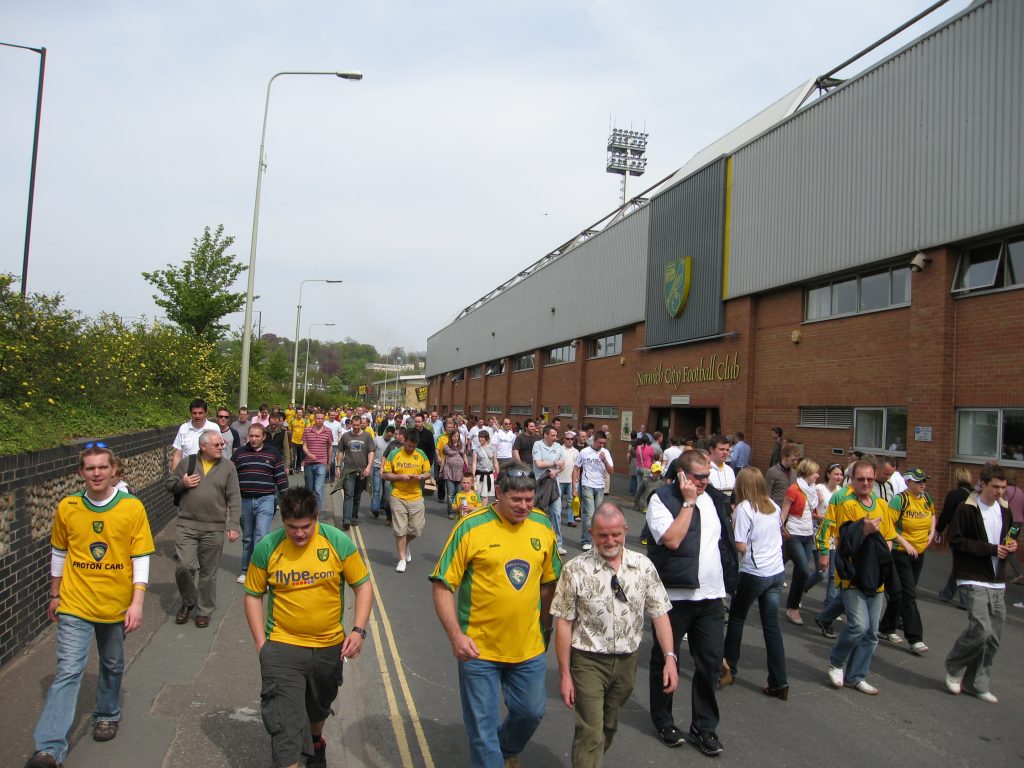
left=142, top=225, right=248, bottom=343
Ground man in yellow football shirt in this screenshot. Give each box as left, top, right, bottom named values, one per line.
left=382, top=429, right=433, bottom=572
left=431, top=462, right=561, bottom=768
left=244, top=487, right=373, bottom=768
left=25, top=444, right=155, bottom=768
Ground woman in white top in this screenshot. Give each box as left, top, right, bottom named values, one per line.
left=720, top=467, right=789, bottom=700
left=470, top=429, right=497, bottom=505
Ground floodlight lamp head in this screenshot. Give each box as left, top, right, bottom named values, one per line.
left=910, top=252, right=930, bottom=272
left=336, top=71, right=363, bottom=81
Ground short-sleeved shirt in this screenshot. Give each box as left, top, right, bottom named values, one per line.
left=383, top=447, right=432, bottom=500
left=172, top=419, right=219, bottom=458
left=289, top=417, right=308, bottom=445
left=244, top=523, right=369, bottom=647
left=451, top=490, right=482, bottom=515
left=832, top=495, right=895, bottom=590
left=430, top=506, right=561, bottom=663
left=575, top=446, right=613, bottom=489
left=53, top=491, right=156, bottom=623
left=493, top=429, right=517, bottom=460
left=339, top=430, right=375, bottom=470
left=889, top=491, right=935, bottom=553
left=302, top=426, right=333, bottom=465
left=550, top=547, right=670, bottom=655
left=733, top=499, right=785, bottom=577
left=532, top=440, right=564, bottom=479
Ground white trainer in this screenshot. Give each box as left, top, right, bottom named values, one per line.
left=847, top=680, right=879, bottom=695
left=395, top=559, right=407, bottom=573
left=909, top=641, right=929, bottom=655
left=944, top=674, right=962, bottom=695
left=236, top=573, right=246, bottom=584
left=827, top=665, right=844, bottom=689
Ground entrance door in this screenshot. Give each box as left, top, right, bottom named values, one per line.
left=649, top=407, right=719, bottom=442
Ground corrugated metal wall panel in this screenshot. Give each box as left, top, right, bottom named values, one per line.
left=644, top=159, right=726, bottom=346
left=728, top=0, right=1023, bottom=297
left=425, top=206, right=649, bottom=376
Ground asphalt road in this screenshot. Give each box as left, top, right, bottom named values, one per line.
left=5, top=484, right=1024, bottom=767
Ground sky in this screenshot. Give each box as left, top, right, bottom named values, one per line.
left=1, top=0, right=972, bottom=354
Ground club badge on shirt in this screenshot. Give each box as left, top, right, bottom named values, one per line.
left=505, top=559, right=530, bottom=590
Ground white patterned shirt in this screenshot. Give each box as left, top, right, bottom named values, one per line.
left=550, top=547, right=671, bottom=655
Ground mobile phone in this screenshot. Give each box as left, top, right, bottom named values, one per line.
left=1004, top=524, right=1021, bottom=545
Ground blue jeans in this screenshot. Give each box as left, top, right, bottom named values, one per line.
left=559, top=482, right=573, bottom=522
left=329, top=445, right=340, bottom=482
left=829, top=589, right=883, bottom=684
left=304, top=462, right=327, bottom=510
left=34, top=614, right=125, bottom=763
left=240, top=495, right=276, bottom=573
left=816, top=549, right=844, bottom=628
left=723, top=571, right=787, bottom=688
left=785, top=534, right=823, bottom=609
left=458, top=654, right=547, bottom=768
left=342, top=470, right=368, bottom=524
left=371, top=465, right=388, bottom=514
left=579, top=486, right=604, bottom=546
left=543, top=496, right=563, bottom=547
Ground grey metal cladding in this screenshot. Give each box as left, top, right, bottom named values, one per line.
left=644, top=158, right=726, bottom=347
left=727, top=0, right=1024, bottom=298
left=425, top=206, right=649, bottom=376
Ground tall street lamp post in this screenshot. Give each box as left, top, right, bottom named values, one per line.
left=291, top=278, right=342, bottom=402
left=1, top=41, right=46, bottom=297
left=303, top=322, right=335, bottom=408
left=238, top=70, right=362, bottom=408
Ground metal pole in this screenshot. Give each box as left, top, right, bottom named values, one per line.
left=290, top=291, right=304, bottom=404
left=239, top=70, right=362, bottom=409
left=303, top=337, right=311, bottom=408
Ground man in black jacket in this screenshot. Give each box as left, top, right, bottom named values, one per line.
left=645, top=450, right=738, bottom=757
left=944, top=464, right=1017, bottom=703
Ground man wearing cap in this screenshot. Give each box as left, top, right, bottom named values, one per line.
left=878, top=468, right=936, bottom=654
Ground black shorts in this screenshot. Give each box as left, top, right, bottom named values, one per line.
left=259, top=639, right=344, bottom=767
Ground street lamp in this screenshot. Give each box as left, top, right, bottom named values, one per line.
left=303, top=323, right=335, bottom=408
left=291, top=278, right=343, bottom=402
left=237, top=69, right=362, bottom=408
left=1, top=41, right=47, bottom=297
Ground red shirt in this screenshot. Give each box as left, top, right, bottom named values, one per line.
left=302, top=426, right=333, bottom=466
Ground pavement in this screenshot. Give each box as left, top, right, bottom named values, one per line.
left=4, top=483, right=1024, bottom=768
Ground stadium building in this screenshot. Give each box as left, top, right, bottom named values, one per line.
left=425, top=0, right=1024, bottom=492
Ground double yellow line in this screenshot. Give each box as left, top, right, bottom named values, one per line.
left=352, top=526, right=435, bottom=768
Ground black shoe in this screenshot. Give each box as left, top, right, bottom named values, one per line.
left=815, top=618, right=837, bottom=639
left=689, top=726, right=723, bottom=757
left=658, top=724, right=686, bottom=747
left=351, top=519, right=360, bottom=526
left=307, top=735, right=327, bottom=768
left=371, top=509, right=380, bottom=518
left=24, top=752, right=60, bottom=768
left=342, top=523, right=351, bottom=531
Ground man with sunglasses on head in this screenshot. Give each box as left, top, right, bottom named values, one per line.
left=551, top=502, right=676, bottom=767
left=645, top=450, right=737, bottom=757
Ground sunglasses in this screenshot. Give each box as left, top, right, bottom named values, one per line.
left=688, top=473, right=711, bottom=481
left=83, top=441, right=109, bottom=449
left=611, top=574, right=628, bottom=603
left=502, top=469, right=531, bottom=479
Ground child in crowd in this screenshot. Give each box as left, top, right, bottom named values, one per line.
left=449, top=471, right=482, bottom=519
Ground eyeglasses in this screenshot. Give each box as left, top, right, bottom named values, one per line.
left=83, top=441, right=109, bottom=449
left=611, top=575, right=628, bottom=603
left=688, top=473, right=711, bottom=481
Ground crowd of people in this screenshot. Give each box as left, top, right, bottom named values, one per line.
left=21, top=405, right=1023, bottom=768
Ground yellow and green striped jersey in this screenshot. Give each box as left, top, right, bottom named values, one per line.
left=430, top=505, right=561, bottom=663
left=889, top=491, right=936, bottom=553
left=245, top=523, right=368, bottom=647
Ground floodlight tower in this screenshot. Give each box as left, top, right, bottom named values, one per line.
left=606, top=124, right=648, bottom=205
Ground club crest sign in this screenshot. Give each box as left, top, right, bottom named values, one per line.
left=664, top=256, right=692, bottom=318
left=505, top=559, right=530, bottom=591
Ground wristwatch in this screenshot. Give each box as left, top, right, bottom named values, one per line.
left=350, top=625, right=367, bottom=639
left=681, top=502, right=694, bottom=509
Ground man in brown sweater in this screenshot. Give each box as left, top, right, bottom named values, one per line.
left=167, top=430, right=241, bottom=628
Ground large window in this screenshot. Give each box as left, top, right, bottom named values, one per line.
left=805, top=266, right=911, bottom=321
left=853, top=407, right=907, bottom=454
left=469, top=365, right=482, bottom=379
left=588, top=333, right=622, bottom=359
left=511, top=353, right=535, bottom=372
left=798, top=406, right=854, bottom=429
left=953, top=235, right=1024, bottom=294
left=557, top=405, right=575, bottom=417
left=509, top=405, right=532, bottom=416
left=545, top=343, right=576, bottom=366
left=956, top=408, right=1024, bottom=463
left=451, top=404, right=464, bottom=413
left=585, top=405, right=620, bottom=418
left=486, top=404, right=503, bottom=414
left=484, top=359, right=505, bottom=376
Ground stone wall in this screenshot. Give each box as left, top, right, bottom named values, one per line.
left=0, top=426, right=177, bottom=668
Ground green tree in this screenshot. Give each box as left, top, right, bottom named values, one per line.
left=142, top=225, right=248, bottom=343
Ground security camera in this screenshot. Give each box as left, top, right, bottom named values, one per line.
left=910, top=252, right=929, bottom=272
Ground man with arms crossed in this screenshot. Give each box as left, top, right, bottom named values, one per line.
left=25, top=444, right=155, bottom=768
left=551, top=502, right=676, bottom=768
left=431, top=464, right=561, bottom=768
left=244, top=488, right=373, bottom=768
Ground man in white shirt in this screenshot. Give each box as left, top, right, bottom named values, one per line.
left=533, top=425, right=568, bottom=555
left=707, top=436, right=736, bottom=504
left=573, top=431, right=614, bottom=551
left=468, top=416, right=484, bottom=451
left=493, top=418, right=517, bottom=472
left=661, top=437, right=684, bottom=473
left=644, top=450, right=737, bottom=757
left=171, top=398, right=219, bottom=471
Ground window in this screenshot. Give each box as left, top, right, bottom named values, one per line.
left=557, top=405, right=575, bottom=417
left=585, top=405, right=619, bottom=418
left=953, top=235, right=1024, bottom=294
left=486, top=404, right=503, bottom=414
left=509, top=405, right=532, bottom=416
left=450, top=371, right=464, bottom=383
left=545, top=343, right=576, bottom=366
left=471, top=404, right=480, bottom=415
left=452, top=404, right=464, bottom=413
left=469, top=365, right=482, bottom=379
left=588, top=333, right=622, bottom=359
left=853, top=407, right=907, bottom=454
left=485, top=359, right=505, bottom=376
left=511, top=353, right=535, bottom=372
left=956, top=408, right=1024, bottom=463
left=805, top=266, right=911, bottom=320
left=798, top=406, right=854, bottom=429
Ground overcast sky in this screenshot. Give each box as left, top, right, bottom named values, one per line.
left=1, top=0, right=970, bottom=353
